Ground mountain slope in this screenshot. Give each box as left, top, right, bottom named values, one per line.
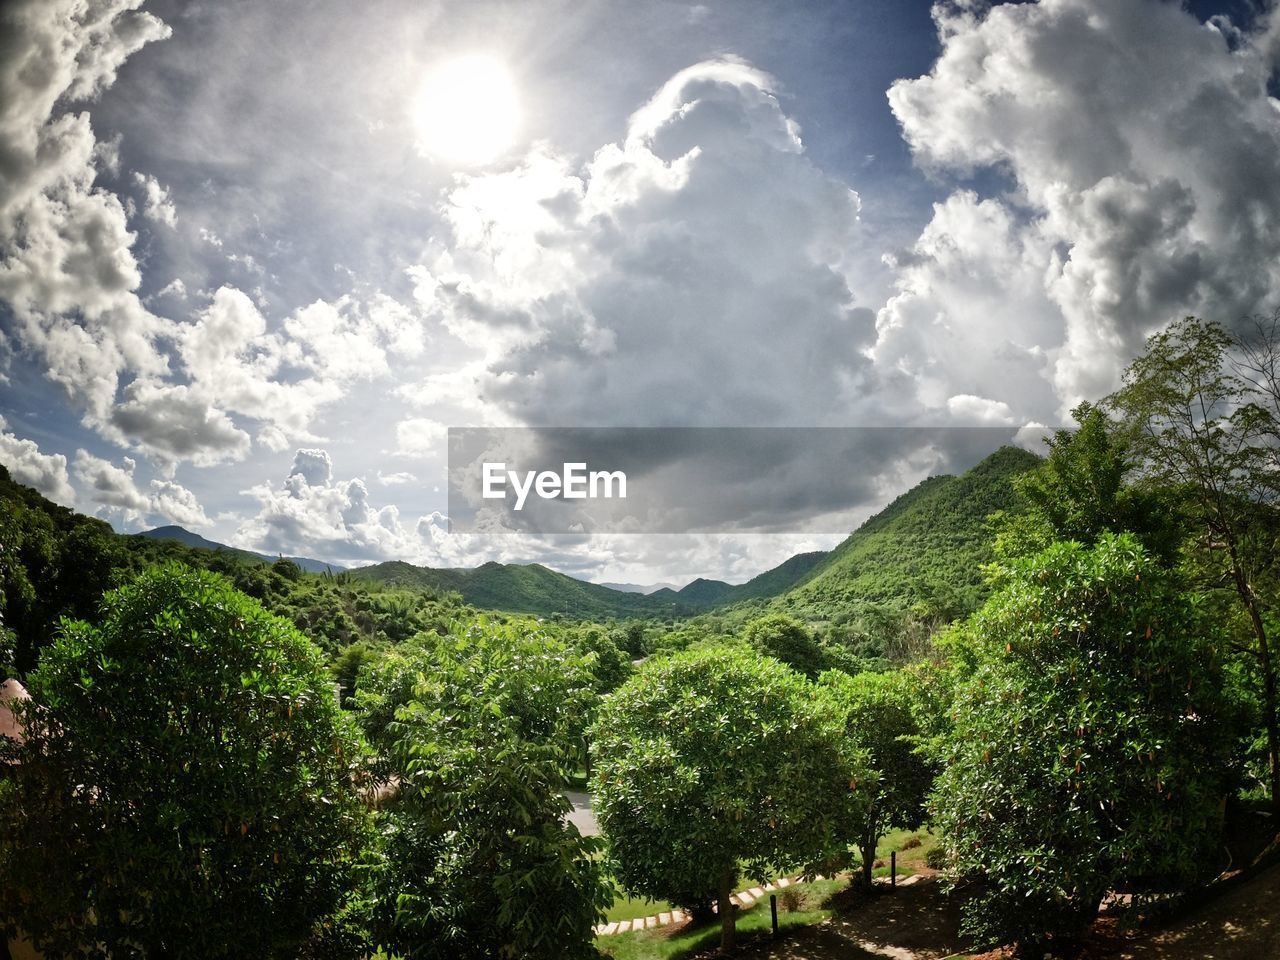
left=140, top=525, right=343, bottom=573
left=771, top=446, right=1040, bottom=618
left=348, top=559, right=693, bottom=619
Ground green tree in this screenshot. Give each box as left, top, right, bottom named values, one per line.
left=356, top=619, right=607, bottom=959
left=745, top=612, right=827, bottom=678
left=1108, top=317, right=1280, bottom=813
left=591, top=645, right=867, bottom=953
left=0, top=564, right=369, bottom=959
left=998, top=402, right=1177, bottom=560
left=821, top=669, right=934, bottom=890
left=934, top=534, right=1233, bottom=957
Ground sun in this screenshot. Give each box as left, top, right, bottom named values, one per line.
left=414, top=54, right=521, bottom=167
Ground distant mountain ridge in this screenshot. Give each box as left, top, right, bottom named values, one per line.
left=139, top=526, right=344, bottom=574
left=2, top=443, right=1039, bottom=623
left=347, top=559, right=694, bottom=618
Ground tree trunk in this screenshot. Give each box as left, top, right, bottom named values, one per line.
left=1230, top=556, right=1280, bottom=819
left=860, top=809, right=879, bottom=891
left=718, top=867, right=736, bottom=955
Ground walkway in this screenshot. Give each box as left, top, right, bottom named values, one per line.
left=594, top=873, right=924, bottom=937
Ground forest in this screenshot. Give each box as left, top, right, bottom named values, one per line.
left=3, top=316, right=1280, bottom=960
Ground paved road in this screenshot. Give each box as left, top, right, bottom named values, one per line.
left=565, top=790, right=599, bottom=836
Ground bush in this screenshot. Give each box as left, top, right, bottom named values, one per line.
left=0, top=564, right=369, bottom=959
left=933, top=534, right=1234, bottom=957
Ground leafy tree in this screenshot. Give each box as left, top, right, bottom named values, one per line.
left=591, top=645, right=867, bottom=953
left=0, top=564, right=369, bottom=959
left=745, top=612, right=827, bottom=678
left=934, top=534, right=1233, bottom=957
left=356, top=619, right=607, bottom=959
left=997, top=402, right=1178, bottom=561
left=821, top=669, right=934, bottom=889
left=572, top=625, right=634, bottom=694
left=1108, top=317, right=1280, bottom=812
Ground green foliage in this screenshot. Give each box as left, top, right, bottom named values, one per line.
left=776, top=446, right=1040, bottom=621
left=996, top=402, right=1178, bottom=561
left=745, top=613, right=827, bottom=678
left=350, top=559, right=691, bottom=619
left=356, top=619, right=608, bottom=959
left=571, top=625, right=634, bottom=693
left=1108, top=315, right=1280, bottom=812
left=0, top=466, right=126, bottom=672
left=0, top=564, right=369, bottom=959
left=590, top=645, right=867, bottom=947
left=820, top=669, right=935, bottom=886
left=933, top=534, right=1234, bottom=956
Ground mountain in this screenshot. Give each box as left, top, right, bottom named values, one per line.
left=139, top=526, right=344, bottom=574
left=348, top=559, right=693, bottom=619
left=770, top=445, right=1040, bottom=618
left=597, top=581, right=682, bottom=594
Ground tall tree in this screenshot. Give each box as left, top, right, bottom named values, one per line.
left=820, top=669, right=933, bottom=891
left=356, top=619, right=607, bottom=960
left=0, top=564, right=369, bottom=959
left=935, top=534, right=1233, bottom=958
left=1108, top=316, right=1280, bottom=813
left=591, top=645, right=866, bottom=954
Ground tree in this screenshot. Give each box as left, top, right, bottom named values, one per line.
left=356, top=619, right=607, bottom=960
left=997, top=402, right=1178, bottom=561
left=934, top=534, right=1233, bottom=957
left=1107, top=317, right=1280, bottom=813
left=744, top=612, right=827, bottom=678
left=821, top=669, right=934, bottom=890
left=0, top=564, right=369, bottom=959
left=591, top=645, right=867, bottom=954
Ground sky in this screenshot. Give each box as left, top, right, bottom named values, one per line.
left=2, top=0, right=1280, bottom=584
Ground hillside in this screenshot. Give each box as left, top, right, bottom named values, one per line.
left=348, top=559, right=693, bottom=619
left=771, top=446, right=1040, bottom=619
left=140, top=525, right=343, bottom=573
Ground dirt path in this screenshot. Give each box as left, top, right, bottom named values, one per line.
left=1094, top=862, right=1280, bottom=960
left=730, top=878, right=966, bottom=960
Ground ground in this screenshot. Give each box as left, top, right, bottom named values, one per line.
left=614, top=862, right=1280, bottom=960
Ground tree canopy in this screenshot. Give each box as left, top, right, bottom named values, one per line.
left=0, top=564, right=369, bottom=960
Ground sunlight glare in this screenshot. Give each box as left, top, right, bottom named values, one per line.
left=414, top=54, right=521, bottom=167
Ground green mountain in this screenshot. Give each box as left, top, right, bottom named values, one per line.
left=769, top=445, right=1040, bottom=619
left=140, top=525, right=343, bottom=573
left=347, top=559, right=694, bottom=619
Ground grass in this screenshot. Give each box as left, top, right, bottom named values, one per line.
left=597, top=877, right=845, bottom=960
left=606, top=891, right=675, bottom=923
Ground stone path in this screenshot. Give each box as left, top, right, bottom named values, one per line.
left=594, top=873, right=922, bottom=936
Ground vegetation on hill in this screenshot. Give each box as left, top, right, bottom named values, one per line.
left=773, top=446, right=1041, bottom=620
left=348, top=559, right=694, bottom=619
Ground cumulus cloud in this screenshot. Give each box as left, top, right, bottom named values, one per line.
left=72, top=449, right=149, bottom=519
left=408, top=57, right=876, bottom=428
left=0, top=417, right=75, bottom=504
left=71, top=449, right=211, bottom=528
left=236, top=449, right=421, bottom=563
left=147, top=478, right=210, bottom=528
left=395, top=417, right=447, bottom=458
left=131, top=171, right=176, bottom=226
left=0, top=0, right=173, bottom=432
left=884, top=0, right=1280, bottom=415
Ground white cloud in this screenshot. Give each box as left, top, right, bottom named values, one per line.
left=408, top=57, right=877, bottom=428
left=72, top=449, right=149, bottom=520
left=395, top=417, right=447, bottom=458
left=131, top=172, right=177, bottom=226
left=946, top=394, right=1015, bottom=426
left=0, top=0, right=173, bottom=433
left=148, top=478, right=210, bottom=528
left=0, top=417, right=75, bottom=505
left=885, top=0, right=1280, bottom=415
left=72, top=449, right=210, bottom=528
